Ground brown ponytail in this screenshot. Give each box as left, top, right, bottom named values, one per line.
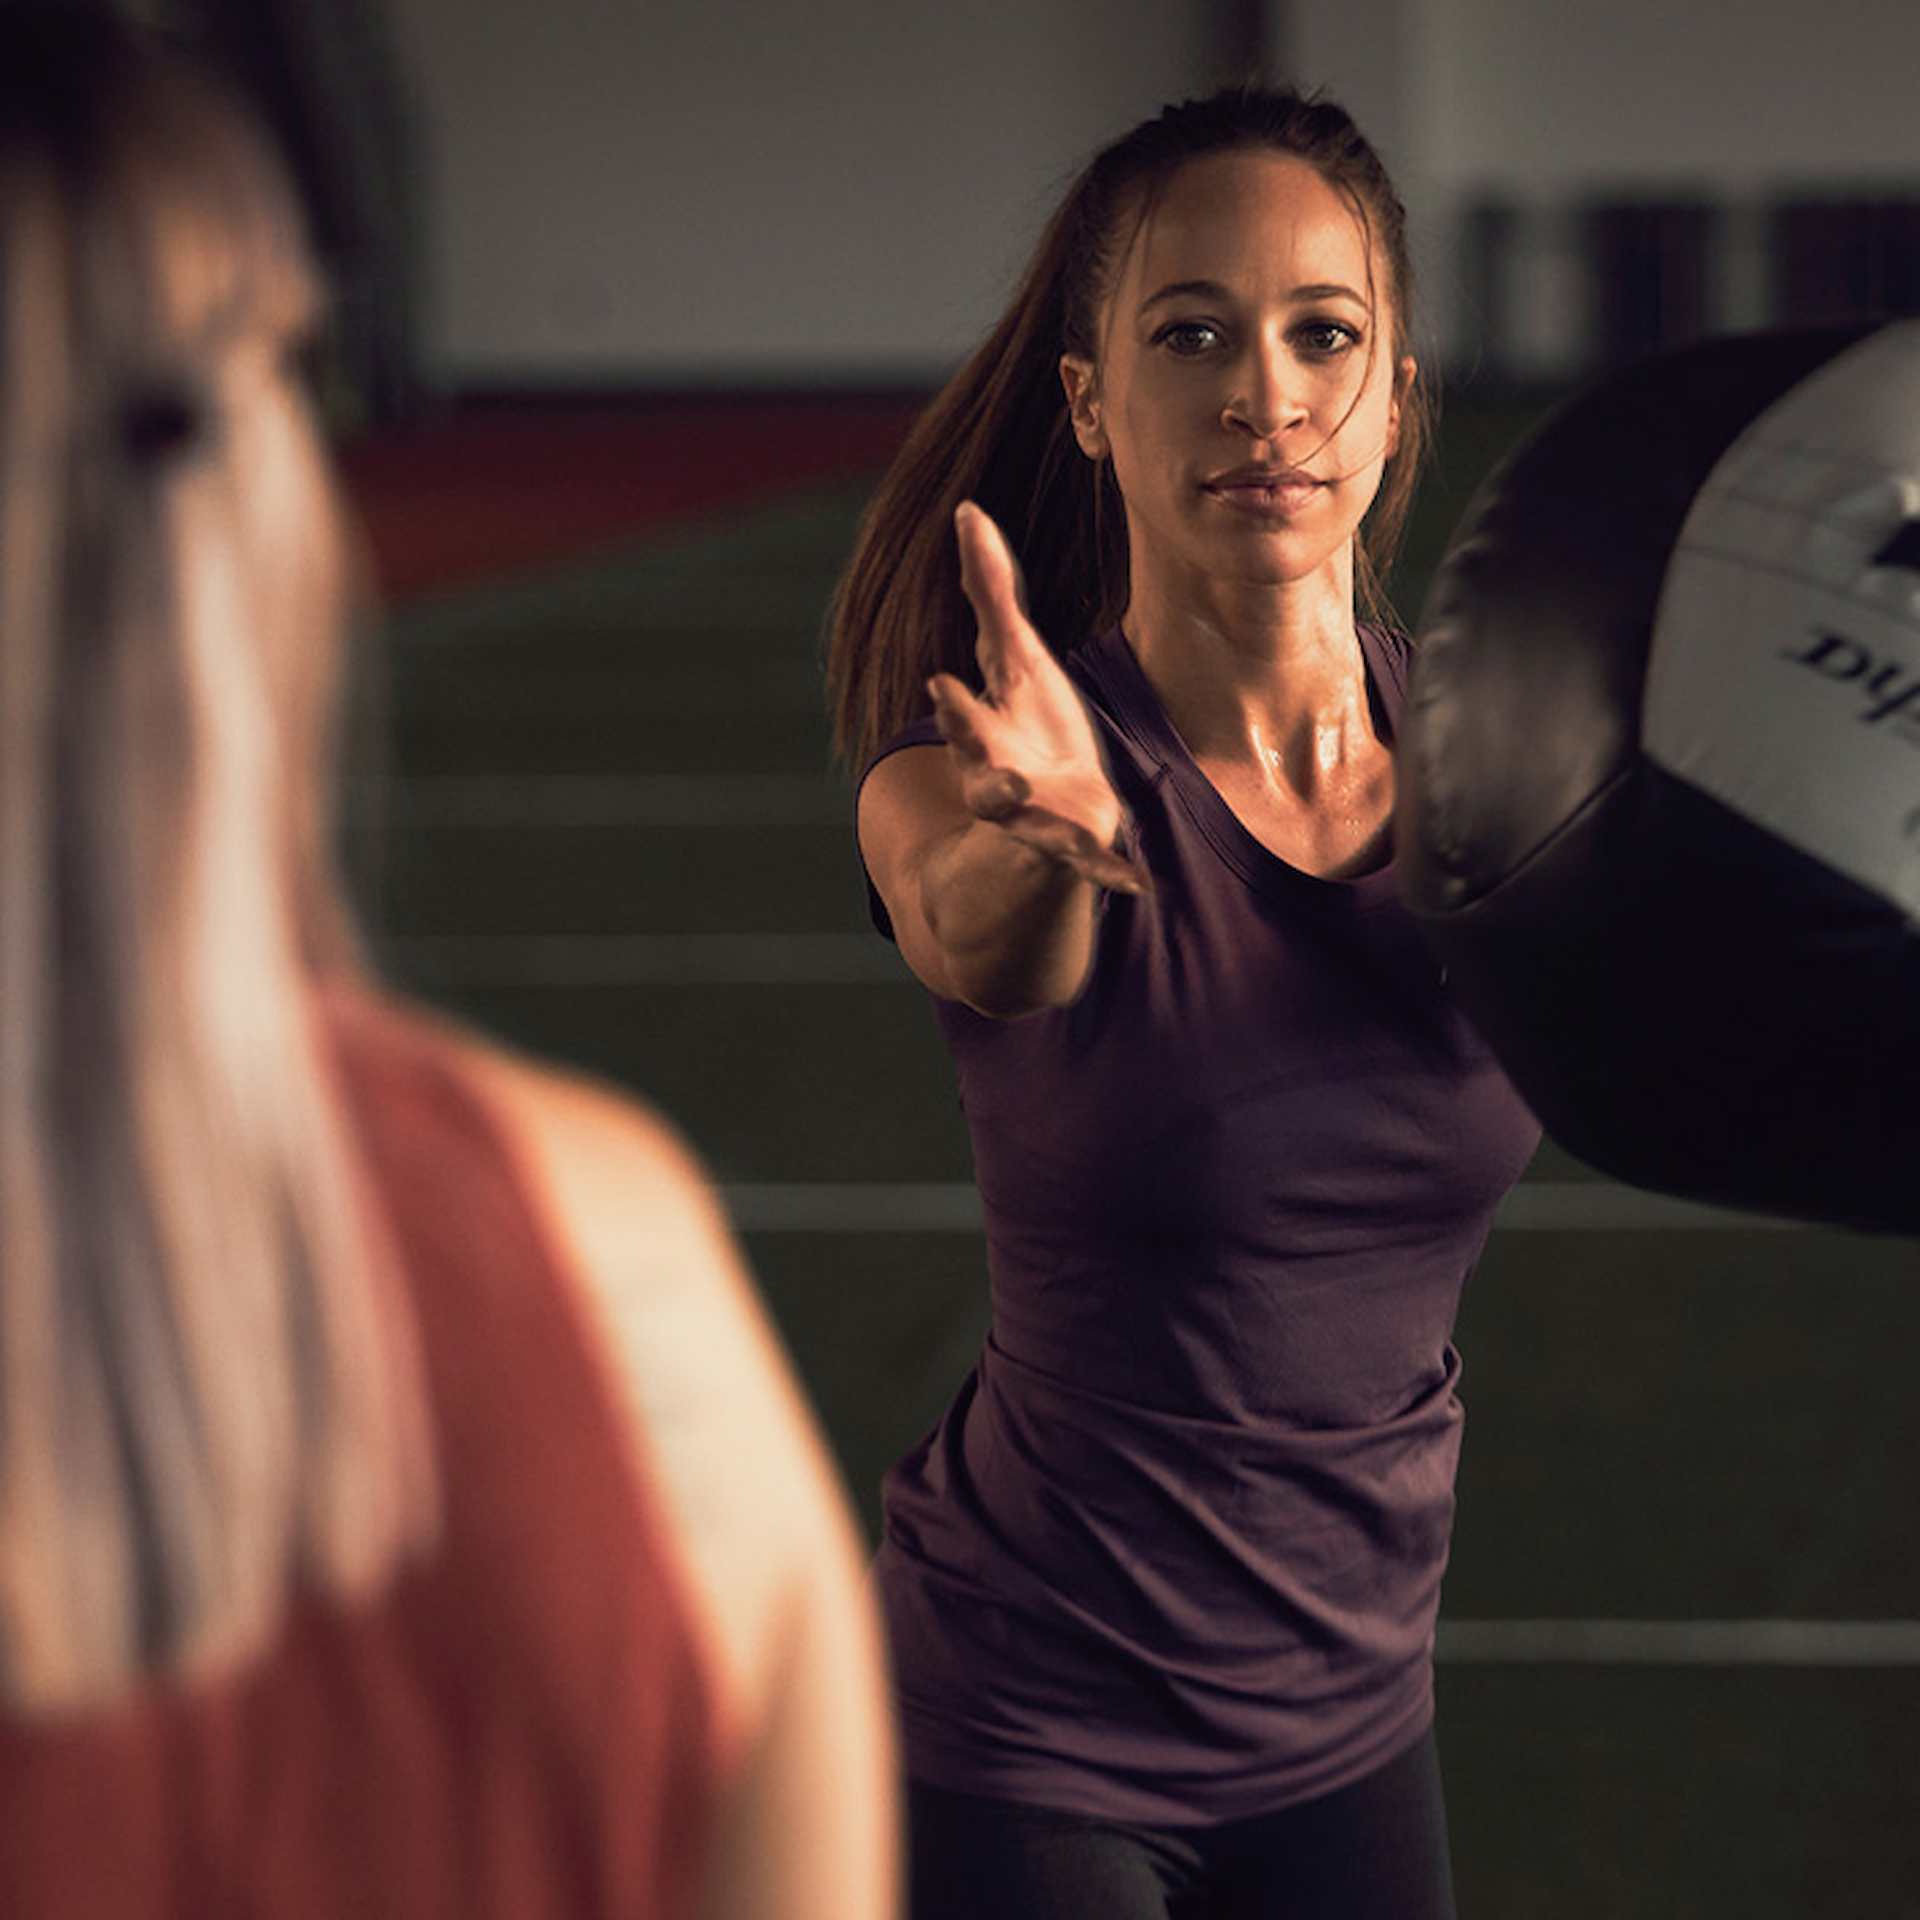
left=827, top=83, right=1436, bottom=770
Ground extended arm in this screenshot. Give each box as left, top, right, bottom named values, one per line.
left=858, top=503, right=1145, bottom=1019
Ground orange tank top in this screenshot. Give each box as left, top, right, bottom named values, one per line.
left=0, top=992, right=723, bottom=1917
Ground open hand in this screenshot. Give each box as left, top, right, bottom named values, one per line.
left=928, top=502, right=1147, bottom=896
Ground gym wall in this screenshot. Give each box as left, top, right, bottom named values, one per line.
left=381, top=0, right=1920, bottom=386
left=380, top=0, right=1225, bottom=387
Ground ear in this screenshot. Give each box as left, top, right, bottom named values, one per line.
left=1059, top=352, right=1108, bottom=460
left=1386, top=355, right=1417, bottom=459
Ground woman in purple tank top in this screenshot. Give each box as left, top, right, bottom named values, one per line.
left=828, top=88, right=1541, bottom=1920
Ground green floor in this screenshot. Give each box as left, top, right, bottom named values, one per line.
left=353, top=390, right=1920, bottom=1917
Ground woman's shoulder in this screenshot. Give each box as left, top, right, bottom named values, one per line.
left=318, top=982, right=858, bottom=1780
left=858, top=711, right=946, bottom=791
left=319, top=980, right=703, bottom=1217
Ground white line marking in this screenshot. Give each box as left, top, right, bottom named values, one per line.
left=724, top=1184, right=985, bottom=1232
left=715, top=1183, right=1811, bottom=1235
left=1436, top=1619, right=1920, bottom=1666
left=386, top=665, right=826, bottom=709
left=390, top=601, right=839, bottom=639
left=1490, top=1185, right=1805, bottom=1232
left=384, top=933, right=905, bottom=985
left=353, top=774, right=850, bottom=827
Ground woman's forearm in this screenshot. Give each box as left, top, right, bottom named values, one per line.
left=919, top=817, right=1106, bottom=1018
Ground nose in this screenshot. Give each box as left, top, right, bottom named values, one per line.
left=1221, top=341, right=1309, bottom=442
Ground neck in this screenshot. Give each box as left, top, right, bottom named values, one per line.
left=1119, top=543, right=1382, bottom=799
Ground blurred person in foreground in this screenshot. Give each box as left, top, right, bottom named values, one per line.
left=0, top=15, right=897, bottom=1917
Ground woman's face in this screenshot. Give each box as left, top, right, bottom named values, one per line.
left=1061, top=148, right=1413, bottom=600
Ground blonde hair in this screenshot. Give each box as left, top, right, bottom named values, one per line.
left=0, top=16, right=436, bottom=1712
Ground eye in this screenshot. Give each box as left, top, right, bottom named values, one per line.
left=1153, top=319, right=1225, bottom=357
left=1293, top=318, right=1362, bottom=358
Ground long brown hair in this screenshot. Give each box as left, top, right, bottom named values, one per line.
left=0, top=14, right=436, bottom=1712
left=826, top=84, right=1436, bottom=769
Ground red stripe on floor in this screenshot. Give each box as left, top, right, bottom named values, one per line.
left=337, top=393, right=927, bottom=602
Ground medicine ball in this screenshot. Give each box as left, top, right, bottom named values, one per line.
left=1396, top=322, right=1920, bottom=1233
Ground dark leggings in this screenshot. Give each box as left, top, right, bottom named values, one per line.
left=906, top=1728, right=1455, bottom=1920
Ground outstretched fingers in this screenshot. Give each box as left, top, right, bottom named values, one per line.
left=928, top=671, right=996, bottom=766
left=955, top=500, right=1041, bottom=699
left=939, top=503, right=1150, bottom=896
left=990, top=801, right=1149, bottom=896
left=931, top=677, right=1143, bottom=891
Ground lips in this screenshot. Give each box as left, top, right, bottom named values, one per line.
left=1202, top=468, right=1325, bottom=514
left=1205, top=464, right=1322, bottom=493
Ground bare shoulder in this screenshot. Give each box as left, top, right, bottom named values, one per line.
left=331, top=986, right=729, bottom=1288
left=443, top=1027, right=864, bottom=1774
left=457, top=1032, right=720, bottom=1255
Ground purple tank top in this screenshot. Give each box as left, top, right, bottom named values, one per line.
left=859, top=625, right=1541, bottom=1826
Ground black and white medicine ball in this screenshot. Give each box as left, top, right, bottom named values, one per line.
left=1397, top=323, right=1920, bottom=1233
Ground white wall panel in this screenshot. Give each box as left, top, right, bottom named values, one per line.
left=383, top=0, right=1221, bottom=381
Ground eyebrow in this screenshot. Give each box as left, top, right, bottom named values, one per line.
left=1137, top=278, right=1369, bottom=313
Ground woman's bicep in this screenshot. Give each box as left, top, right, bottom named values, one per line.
left=856, top=744, right=972, bottom=1000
